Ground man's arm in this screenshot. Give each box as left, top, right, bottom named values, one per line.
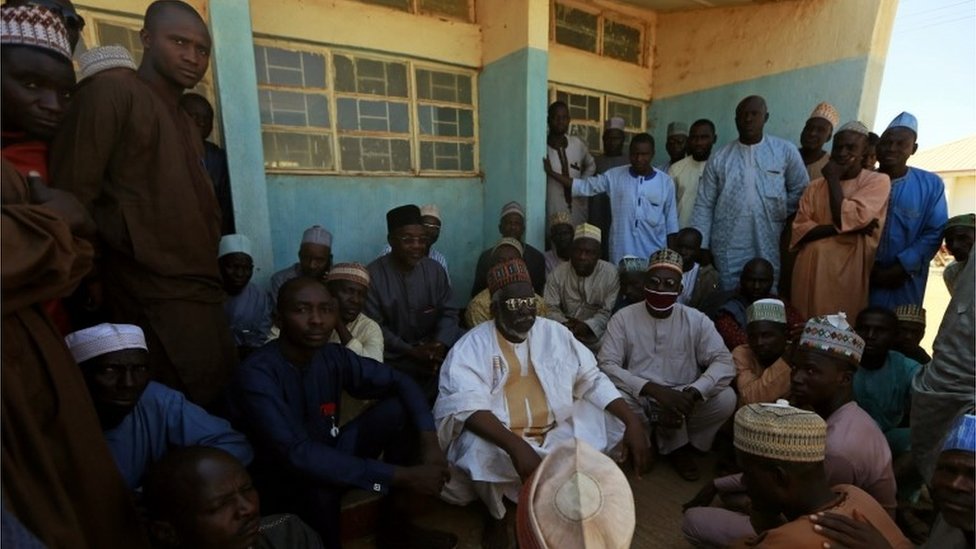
left=581, top=265, right=619, bottom=338
left=432, top=264, right=462, bottom=348
left=662, top=174, right=679, bottom=235
left=687, top=314, right=736, bottom=398
left=338, top=348, right=435, bottom=434
left=595, top=313, right=648, bottom=398
left=783, top=145, right=811, bottom=215
left=364, top=276, right=412, bottom=354
left=542, top=271, right=569, bottom=323
left=162, top=383, right=254, bottom=466
left=895, top=177, right=948, bottom=277
left=733, top=348, right=791, bottom=406
left=464, top=411, right=541, bottom=481
left=691, top=158, right=720, bottom=248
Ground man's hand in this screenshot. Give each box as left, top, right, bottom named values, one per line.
left=419, top=431, right=448, bottom=470
left=333, top=318, right=353, bottom=345
left=392, top=464, right=450, bottom=497
left=643, top=384, right=695, bottom=416
left=870, top=263, right=909, bottom=289
left=682, top=481, right=718, bottom=511
left=821, top=159, right=844, bottom=181
left=809, top=510, right=893, bottom=549
left=508, top=440, right=543, bottom=482
left=621, top=421, right=651, bottom=478
left=27, top=171, right=96, bottom=237
left=543, top=158, right=573, bottom=188
left=855, top=218, right=880, bottom=236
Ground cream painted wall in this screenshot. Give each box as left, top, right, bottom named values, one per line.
left=479, top=0, right=550, bottom=66
left=943, top=174, right=976, bottom=217
left=549, top=43, right=651, bottom=100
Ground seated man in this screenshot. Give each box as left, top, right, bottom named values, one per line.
left=325, top=263, right=383, bottom=362
left=893, top=304, right=931, bottom=365
left=64, top=323, right=253, bottom=489
left=219, top=234, right=272, bottom=358
left=543, top=211, right=573, bottom=276
left=614, top=255, right=647, bottom=313
left=726, top=402, right=910, bottom=549
left=379, top=203, right=450, bottom=282
left=143, top=447, right=322, bottom=549
left=942, top=213, right=975, bottom=294
left=470, top=201, right=547, bottom=297
left=230, top=277, right=455, bottom=549
left=733, top=299, right=791, bottom=407
left=543, top=223, right=618, bottom=349
left=465, top=237, right=547, bottom=328
left=366, top=204, right=461, bottom=398
left=435, top=258, right=647, bottom=549
left=673, top=227, right=720, bottom=310
left=683, top=314, right=897, bottom=547
left=599, top=248, right=736, bottom=481
left=269, top=225, right=332, bottom=308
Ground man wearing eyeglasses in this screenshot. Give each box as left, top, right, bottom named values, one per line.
left=435, top=257, right=648, bottom=549
left=598, top=248, right=735, bottom=481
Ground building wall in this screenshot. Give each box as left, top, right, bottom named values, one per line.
left=942, top=173, right=976, bottom=217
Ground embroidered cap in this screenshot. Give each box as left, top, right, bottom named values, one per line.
left=500, top=201, right=525, bottom=220
left=836, top=120, right=869, bottom=136
left=734, top=400, right=827, bottom=463
left=894, top=304, right=926, bottom=326
left=78, top=45, right=136, bottom=81
left=573, top=223, right=601, bottom=244
left=808, top=102, right=840, bottom=129
left=492, top=237, right=524, bottom=257
left=0, top=5, right=71, bottom=61
left=301, top=225, right=333, bottom=247
left=798, top=313, right=865, bottom=365
left=487, top=258, right=532, bottom=295
left=218, top=234, right=253, bottom=258
left=419, top=203, right=441, bottom=221
left=648, top=248, right=684, bottom=276
left=326, top=262, right=370, bottom=288
left=65, top=323, right=148, bottom=364
left=746, top=298, right=786, bottom=325
left=549, top=211, right=572, bottom=228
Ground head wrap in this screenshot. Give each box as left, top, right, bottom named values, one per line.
left=487, top=258, right=531, bottom=296
left=944, top=213, right=976, bottom=233
left=326, top=262, right=370, bottom=288
left=618, top=255, right=648, bottom=274
left=419, top=203, right=441, bottom=221
left=218, top=234, right=252, bottom=258
left=386, top=205, right=422, bottom=233
left=894, top=304, right=926, bottom=326
left=78, top=45, right=137, bottom=81
left=667, top=122, right=689, bottom=137
left=836, top=120, right=869, bottom=136
left=798, top=313, right=865, bottom=365
left=886, top=111, right=918, bottom=134
left=746, top=298, right=786, bottom=325
left=549, top=211, right=572, bottom=228
left=604, top=117, right=626, bottom=131
left=808, top=102, right=840, bottom=129
left=648, top=248, right=684, bottom=276
left=301, top=225, right=333, bottom=247
left=500, top=201, right=525, bottom=220
left=492, top=237, right=524, bottom=257
left=65, top=323, right=148, bottom=364
left=517, top=439, right=635, bottom=549
left=734, top=400, right=827, bottom=462
left=0, top=5, right=71, bottom=61
left=573, top=223, right=601, bottom=244
left=942, top=414, right=976, bottom=454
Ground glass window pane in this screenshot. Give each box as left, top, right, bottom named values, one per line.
left=418, top=105, right=434, bottom=135
left=334, top=55, right=355, bottom=92
left=603, top=20, right=642, bottom=64
left=554, top=3, right=597, bottom=53
left=302, top=52, right=327, bottom=88
left=458, top=109, right=474, bottom=137
left=340, top=137, right=411, bottom=172
left=358, top=0, right=410, bottom=10
left=388, top=102, right=409, bottom=133
left=263, top=131, right=333, bottom=170
left=259, top=90, right=329, bottom=128
left=570, top=124, right=601, bottom=153
left=418, top=0, right=470, bottom=20
left=420, top=142, right=435, bottom=170
left=608, top=100, right=643, bottom=129
left=457, top=75, right=472, bottom=104
left=387, top=62, right=408, bottom=97
left=459, top=142, right=474, bottom=171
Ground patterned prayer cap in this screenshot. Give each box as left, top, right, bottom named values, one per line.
left=886, top=111, right=918, bottom=134
left=301, top=225, right=333, bottom=247
left=549, top=211, right=572, bottom=228
left=618, top=255, right=648, bottom=274
left=419, top=203, right=441, bottom=221
left=798, top=313, right=865, bottom=365
left=517, top=439, right=635, bottom=549
left=604, top=117, right=626, bottom=131
left=746, top=298, right=786, bottom=325
left=0, top=5, right=71, bottom=61
left=65, top=323, right=147, bottom=364
left=78, top=45, right=137, bottom=81
left=667, top=122, right=688, bottom=137
left=648, top=248, right=684, bottom=275
left=386, top=204, right=422, bottom=233
left=492, top=236, right=524, bottom=257
left=500, top=201, right=525, bottom=220
left=734, top=400, right=827, bottom=463
left=326, top=262, right=370, bottom=288
left=836, top=120, right=869, bottom=136
left=942, top=414, right=976, bottom=454
left=573, top=223, right=601, bottom=244
left=218, top=234, right=252, bottom=258
left=487, top=258, right=532, bottom=295
left=944, top=213, right=975, bottom=232
left=894, top=304, right=926, bottom=326
left=808, top=102, right=840, bottom=129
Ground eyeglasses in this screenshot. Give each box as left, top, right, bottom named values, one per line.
left=394, top=235, right=429, bottom=246
left=502, top=297, right=537, bottom=311
left=645, top=277, right=680, bottom=290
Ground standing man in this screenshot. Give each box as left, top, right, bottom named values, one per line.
left=546, top=133, right=678, bottom=264
left=798, top=102, right=839, bottom=180
left=790, top=121, right=891, bottom=319
left=180, top=92, right=234, bottom=235
left=543, top=211, right=573, bottom=276
left=50, top=0, right=236, bottom=405
left=269, top=225, right=333, bottom=308
left=870, top=112, right=948, bottom=309
left=545, top=100, right=595, bottom=227
left=670, top=119, right=717, bottom=228
left=658, top=121, right=688, bottom=173
left=470, top=201, right=547, bottom=297
left=691, top=95, right=809, bottom=290
left=590, top=117, right=630, bottom=260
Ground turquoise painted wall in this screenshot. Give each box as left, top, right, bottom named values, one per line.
left=648, top=56, right=871, bottom=162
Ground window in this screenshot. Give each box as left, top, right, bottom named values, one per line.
left=550, top=85, right=646, bottom=154
left=355, top=0, right=473, bottom=22
left=551, top=2, right=645, bottom=65
left=255, top=41, right=478, bottom=175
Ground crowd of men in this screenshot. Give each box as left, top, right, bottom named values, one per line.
left=1, top=1, right=973, bottom=548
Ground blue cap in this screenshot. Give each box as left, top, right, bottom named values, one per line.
left=886, top=111, right=918, bottom=134
left=942, top=414, right=976, bottom=453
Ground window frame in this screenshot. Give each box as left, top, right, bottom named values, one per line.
left=355, top=0, right=476, bottom=23
left=549, top=0, right=646, bottom=67
left=548, top=84, right=647, bottom=155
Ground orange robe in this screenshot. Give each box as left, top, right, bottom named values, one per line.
left=790, top=170, right=890, bottom=319
left=731, top=345, right=791, bottom=407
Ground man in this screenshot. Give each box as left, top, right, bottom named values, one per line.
left=465, top=238, right=548, bottom=329
left=790, top=120, right=892, bottom=319
left=870, top=111, right=948, bottom=309
left=590, top=117, right=630, bottom=260
left=64, top=323, right=253, bottom=489
left=325, top=262, right=383, bottom=362
left=219, top=234, right=272, bottom=358
left=614, top=255, right=647, bottom=313
left=732, top=299, right=791, bottom=406
left=691, top=95, right=809, bottom=290
left=673, top=227, right=720, bottom=310
left=599, top=249, right=736, bottom=480
left=669, top=119, right=717, bottom=228
left=543, top=223, right=618, bottom=349
left=725, top=402, right=910, bottom=549
left=230, top=277, right=456, bottom=549
left=144, top=447, right=323, bottom=549
left=543, top=211, right=573, bottom=276
left=894, top=303, right=931, bottom=365
left=50, top=1, right=237, bottom=406
left=682, top=314, right=897, bottom=547
left=367, top=204, right=461, bottom=397
left=269, top=225, right=333, bottom=308
left=180, top=92, right=234, bottom=235
left=77, top=44, right=137, bottom=83
left=799, top=101, right=839, bottom=180
left=942, top=213, right=975, bottom=294
left=546, top=133, right=679, bottom=264
left=435, top=258, right=647, bottom=549
left=380, top=203, right=450, bottom=281
left=711, top=257, right=804, bottom=351
left=545, top=100, right=595, bottom=227
left=471, top=201, right=547, bottom=297
left=659, top=121, right=688, bottom=173
left=1, top=8, right=149, bottom=548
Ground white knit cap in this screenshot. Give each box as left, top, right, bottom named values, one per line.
left=218, top=234, right=252, bottom=258
left=301, top=225, right=332, bottom=247
left=419, top=204, right=441, bottom=221
left=64, top=323, right=147, bottom=364
left=78, top=45, right=137, bottom=81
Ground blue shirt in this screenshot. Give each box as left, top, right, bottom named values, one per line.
left=104, top=381, right=253, bottom=489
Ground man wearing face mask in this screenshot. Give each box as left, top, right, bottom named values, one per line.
left=598, top=248, right=736, bottom=481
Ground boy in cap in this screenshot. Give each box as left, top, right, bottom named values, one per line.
left=942, top=213, right=975, bottom=295
left=733, top=298, right=791, bottom=407
left=893, top=304, right=930, bottom=365
left=326, top=262, right=383, bottom=362
left=614, top=255, right=648, bottom=313
left=219, top=234, right=272, bottom=359
left=471, top=200, right=547, bottom=296
left=269, top=225, right=333, bottom=308
left=799, top=101, right=840, bottom=180
left=465, top=238, right=548, bottom=329
left=543, top=211, right=573, bottom=276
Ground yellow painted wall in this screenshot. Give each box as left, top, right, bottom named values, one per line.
left=479, top=0, right=550, bottom=65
